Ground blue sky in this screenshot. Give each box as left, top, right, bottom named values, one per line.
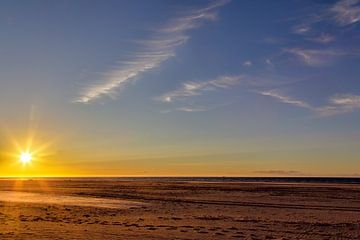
left=0, top=0, right=360, bottom=176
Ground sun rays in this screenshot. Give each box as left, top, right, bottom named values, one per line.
left=1, top=125, right=53, bottom=172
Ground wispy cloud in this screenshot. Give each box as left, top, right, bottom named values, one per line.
left=243, top=60, right=252, bottom=67
left=292, top=0, right=360, bottom=31
left=256, top=90, right=312, bottom=109
left=161, top=101, right=235, bottom=113
left=330, top=94, right=360, bottom=106
left=330, top=0, right=360, bottom=26
left=158, top=75, right=242, bottom=103
left=284, top=48, right=348, bottom=66
left=74, top=0, right=230, bottom=103
left=173, top=106, right=209, bottom=112
left=257, top=90, right=360, bottom=117
left=316, top=94, right=360, bottom=116
left=162, top=105, right=219, bottom=113
left=292, top=25, right=312, bottom=35
left=292, top=0, right=360, bottom=35
left=291, top=0, right=360, bottom=47
left=307, top=33, right=335, bottom=44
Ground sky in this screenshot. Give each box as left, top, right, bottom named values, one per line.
left=0, top=0, right=360, bottom=177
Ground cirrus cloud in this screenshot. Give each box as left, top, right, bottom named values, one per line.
left=158, top=75, right=242, bottom=103
left=257, top=89, right=360, bottom=117
left=74, top=0, right=230, bottom=103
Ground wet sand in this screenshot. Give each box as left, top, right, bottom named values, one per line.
left=0, top=191, right=143, bottom=209
left=0, top=179, right=360, bottom=239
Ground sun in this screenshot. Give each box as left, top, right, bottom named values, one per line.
left=20, top=152, right=32, bottom=164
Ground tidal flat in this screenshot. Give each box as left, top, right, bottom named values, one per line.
left=0, top=179, right=360, bottom=239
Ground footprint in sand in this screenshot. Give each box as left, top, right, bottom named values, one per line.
left=180, top=225, right=193, bottom=229
left=147, top=227, right=157, bottom=230
left=166, top=226, right=178, bottom=230
left=228, top=227, right=238, bottom=231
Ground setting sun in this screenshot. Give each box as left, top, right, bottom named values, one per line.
left=20, top=152, right=32, bottom=164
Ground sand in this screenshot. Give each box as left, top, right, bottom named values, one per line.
left=0, top=191, right=143, bottom=209
left=0, top=179, right=360, bottom=239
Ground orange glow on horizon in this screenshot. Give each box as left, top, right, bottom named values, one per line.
left=1, top=124, right=55, bottom=177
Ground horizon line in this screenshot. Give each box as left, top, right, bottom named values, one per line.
left=1, top=175, right=360, bottom=178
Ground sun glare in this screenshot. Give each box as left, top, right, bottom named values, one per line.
left=20, top=152, right=32, bottom=164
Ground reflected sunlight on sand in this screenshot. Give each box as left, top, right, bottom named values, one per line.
left=0, top=191, right=143, bottom=209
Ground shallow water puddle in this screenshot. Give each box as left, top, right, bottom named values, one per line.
left=0, top=191, right=143, bottom=209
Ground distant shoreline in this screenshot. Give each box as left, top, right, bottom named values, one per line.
left=1, top=176, right=360, bottom=184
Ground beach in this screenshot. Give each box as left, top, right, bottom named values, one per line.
left=0, top=179, right=359, bottom=239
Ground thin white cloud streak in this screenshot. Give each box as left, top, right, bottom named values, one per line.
left=316, top=94, right=360, bottom=116
left=161, top=106, right=210, bottom=113
left=158, top=75, right=242, bottom=103
left=175, top=106, right=209, bottom=112
left=257, top=90, right=360, bottom=117
left=256, top=90, right=312, bottom=109
left=243, top=61, right=252, bottom=67
left=330, top=94, right=360, bottom=106
left=292, top=25, right=311, bottom=35
left=291, top=0, right=360, bottom=45
left=74, top=0, right=230, bottom=103
left=307, top=33, right=335, bottom=44
left=314, top=105, right=352, bottom=116
left=292, top=0, right=360, bottom=32
left=284, top=48, right=348, bottom=66
left=330, top=0, right=360, bottom=26
left=161, top=101, right=234, bottom=113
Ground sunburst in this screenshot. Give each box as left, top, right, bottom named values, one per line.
left=20, top=152, right=32, bottom=164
